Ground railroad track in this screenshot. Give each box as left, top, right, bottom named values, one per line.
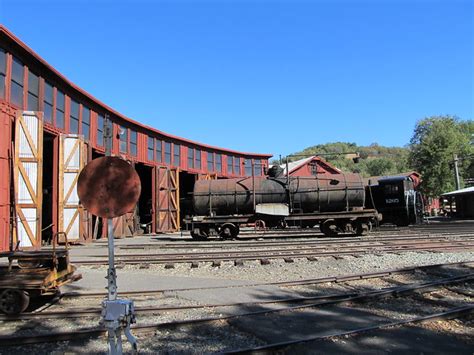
left=0, top=263, right=472, bottom=349
left=1, top=261, right=472, bottom=322
left=117, top=233, right=474, bottom=250
left=73, top=237, right=474, bottom=266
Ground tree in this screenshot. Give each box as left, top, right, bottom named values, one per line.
left=365, top=158, right=394, bottom=176
left=408, top=115, right=473, bottom=197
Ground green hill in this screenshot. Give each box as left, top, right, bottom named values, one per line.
left=283, top=142, right=410, bottom=177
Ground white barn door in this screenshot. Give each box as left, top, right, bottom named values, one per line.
left=13, top=111, right=43, bottom=249
left=59, top=134, right=86, bottom=242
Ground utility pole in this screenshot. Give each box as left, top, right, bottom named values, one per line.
left=453, top=154, right=461, bottom=190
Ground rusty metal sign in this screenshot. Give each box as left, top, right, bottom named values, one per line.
left=77, top=156, right=141, bottom=218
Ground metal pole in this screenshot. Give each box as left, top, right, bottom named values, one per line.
left=286, top=158, right=292, bottom=212
left=252, top=160, right=256, bottom=211
left=453, top=154, right=461, bottom=190
left=104, top=115, right=117, bottom=300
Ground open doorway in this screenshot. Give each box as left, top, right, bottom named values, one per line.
left=41, top=132, right=55, bottom=245
left=90, top=150, right=104, bottom=239
left=135, top=163, right=153, bottom=234
left=179, top=171, right=197, bottom=228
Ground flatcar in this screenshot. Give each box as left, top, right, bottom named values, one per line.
left=366, top=176, right=423, bottom=226
left=184, top=169, right=380, bottom=240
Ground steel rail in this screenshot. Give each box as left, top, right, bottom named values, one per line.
left=59, top=260, right=474, bottom=299
left=0, top=273, right=472, bottom=347
left=73, top=242, right=474, bottom=265
left=3, top=272, right=474, bottom=322
left=0, top=292, right=360, bottom=321
left=117, top=234, right=474, bottom=250
left=224, top=305, right=474, bottom=354
left=110, top=237, right=474, bottom=255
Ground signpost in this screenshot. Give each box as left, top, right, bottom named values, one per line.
left=77, top=117, right=141, bottom=354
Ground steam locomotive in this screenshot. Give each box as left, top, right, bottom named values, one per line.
left=366, top=175, right=423, bottom=226
left=184, top=167, right=381, bottom=240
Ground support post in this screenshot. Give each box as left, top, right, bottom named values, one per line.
left=252, top=160, right=256, bottom=211
left=453, top=154, right=461, bottom=190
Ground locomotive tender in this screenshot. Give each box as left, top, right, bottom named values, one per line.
left=185, top=169, right=380, bottom=240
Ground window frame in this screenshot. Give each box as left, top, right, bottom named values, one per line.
left=207, top=152, right=215, bottom=172
left=164, top=142, right=171, bottom=165
left=97, top=113, right=105, bottom=147
left=43, top=81, right=54, bottom=124
left=27, top=70, right=39, bottom=111
left=234, top=157, right=241, bottom=176
left=69, top=99, right=80, bottom=134
left=173, top=143, right=180, bottom=167
left=81, top=106, right=91, bottom=140
left=0, top=48, right=6, bottom=99
left=55, top=89, right=65, bottom=129
left=187, top=147, right=194, bottom=169
left=130, top=129, right=137, bottom=156
left=147, top=136, right=154, bottom=161
left=195, top=149, right=201, bottom=170
left=10, top=56, right=24, bottom=108
left=155, top=139, right=163, bottom=163
left=227, top=156, right=233, bottom=175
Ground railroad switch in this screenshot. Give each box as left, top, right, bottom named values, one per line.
left=101, top=299, right=137, bottom=354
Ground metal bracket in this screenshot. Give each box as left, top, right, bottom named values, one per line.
left=101, top=299, right=137, bottom=354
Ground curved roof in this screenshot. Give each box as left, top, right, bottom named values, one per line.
left=0, top=25, right=272, bottom=158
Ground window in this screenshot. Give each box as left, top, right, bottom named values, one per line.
left=173, top=144, right=180, bottom=167
left=27, top=71, right=39, bottom=111
left=43, top=82, right=53, bottom=123
left=196, top=149, right=201, bottom=169
left=0, top=48, right=5, bottom=99
left=310, top=162, right=318, bottom=176
left=82, top=106, right=90, bottom=140
left=207, top=152, right=214, bottom=172
left=147, top=137, right=154, bottom=161
left=55, top=90, right=65, bottom=129
left=70, top=99, right=80, bottom=134
left=245, top=159, right=252, bottom=176
left=254, top=160, right=262, bottom=176
left=188, top=147, right=194, bottom=169
left=130, top=130, right=137, bottom=156
left=164, top=142, right=171, bottom=164
left=216, top=154, right=222, bottom=173
left=119, top=126, right=128, bottom=153
left=155, top=139, right=162, bottom=162
left=97, top=114, right=104, bottom=146
left=234, top=157, right=241, bottom=175
left=227, top=156, right=233, bottom=175
left=11, top=57, right=24, bottom=108
left=384, top=184, right=399, bottom=195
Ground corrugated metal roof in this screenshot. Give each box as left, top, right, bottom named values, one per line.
left=441, top=186, right=474, bottom=197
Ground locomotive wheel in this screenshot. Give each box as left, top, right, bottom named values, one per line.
left=320, top=220, right=338, bottom=237
left=0, top=289, right=30, bottom=314
left=219, top=223, right=239, bottom=239
left=355, top=222, right=369, bottom=236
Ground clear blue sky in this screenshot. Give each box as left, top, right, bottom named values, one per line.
left=1, top=0, right=472, bottom=158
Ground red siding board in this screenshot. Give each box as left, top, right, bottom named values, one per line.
left=0, top=104, right=12, bottom=251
